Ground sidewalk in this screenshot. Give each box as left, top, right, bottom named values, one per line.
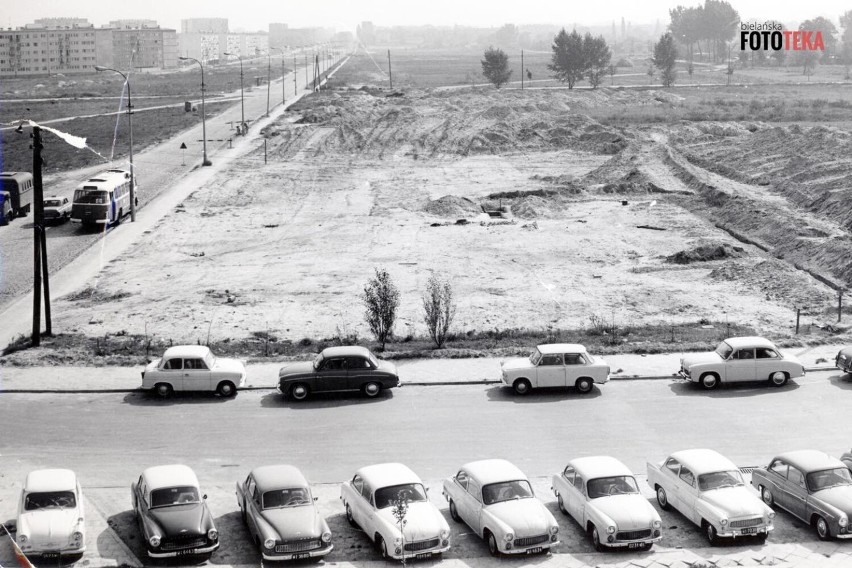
left=0, top=344, right=842, bottom=393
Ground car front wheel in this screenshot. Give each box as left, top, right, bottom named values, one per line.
left=362, top=381, right=381, bottom=398
left=761, top=486, right=774, bottom=506
left=591, top=525, right=606, bottom=552
left=700, top=373, right=720, bottom=389
left=217, top=381, right=237, bottom=398
left=704, top=521, right=719, bottom=545
left=290, top=383, right=310, bottom=401
left=512, top=378, right=532, bottom=395
left=816, top=516, right=831, bottom=540
left=656, top=486, right=670, bottom=510
left=486, top=532, right=500, bottom=557
left=345, top=504, right=356, bottom=527
left=769, top=371, right=788, bottom=387
left=449, top=499, right=461, bottom=522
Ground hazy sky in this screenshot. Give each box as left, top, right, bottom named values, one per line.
left=3, top=0, right=849, bottom=32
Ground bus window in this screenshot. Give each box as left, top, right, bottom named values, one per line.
left=74, top=189, right=108, bottom=204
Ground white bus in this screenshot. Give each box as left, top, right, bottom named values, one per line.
left=70, top=169, right=136, bottom=227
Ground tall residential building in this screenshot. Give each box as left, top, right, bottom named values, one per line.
left=181, top=18, right=228, bottom=34
left=268, top=23, right=333, bottom=48
left=109, top=19, right=159, bottom=29
left=106, top=26, right=178, bottom=70
left=180, top=32, right=267, bottom=63
left=31, top=17, right=90, bottom=28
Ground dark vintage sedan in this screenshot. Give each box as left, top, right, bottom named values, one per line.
left=278, top=346, right=399, bottom=400
left=837, top=347, right=852, bottom=374
left=752, top=450, right=852, bottom=540
left=236, top=465, right=332, bottom=561
left=131, top=465, right=219, bottom=558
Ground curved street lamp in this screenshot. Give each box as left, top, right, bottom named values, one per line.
left=223, top=52, right=245, bottom=132
left=94, top=65, right=136, bottom=221
left=178, top=56, right=211, bottom=166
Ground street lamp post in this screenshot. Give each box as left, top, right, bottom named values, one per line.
left=179, top=56, right=211, bottom=166
left=94, top=65, right=136, bottom=221
left=271, top=47, right=285, bottom=108
left=224, top=52, right=245, bottom=132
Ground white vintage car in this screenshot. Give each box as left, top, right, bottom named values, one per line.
left=552, top=456, right=661, bottom=551
left=15, top=469, right=86, bottom=559
left=678, top=336, right=804, bottom=389
left=501, top=343, right=609, bottom=395
left=141, top=345, right=246, bottom=398
left=442, top=459, right=559, bottom=556
left=646, top=449, right=774, bottom=544
left=340, top=463, right=450, bottom=560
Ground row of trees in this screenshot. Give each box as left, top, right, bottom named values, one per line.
left=362, top=269, right=456, bottom=350
left=669, top=0, right=739, bottom=62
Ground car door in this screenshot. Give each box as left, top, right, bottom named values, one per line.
left=726, top=348, right=756, bottom=382
left=564, top=353, right=588, bottom=385
left=662, top=458, right=683, bottom=511
left=315, top=357, right=348, bottom=392
left=161, top=356, right=184, bottom=390
left=451, top=471, right=476, bottom=529
left=345, top=356, right=375, bottom=390
left=561, top=467, right=585, bottom=523
left=462, top=478, right=484, bottom=535
left=245, top=477, right=262, bottom=539
left=763, top=460, right=790, bottom=509
left=676, top=467, right=701, bottom=525
left=536, top=353, right=566, bottom=387
left=754, top=348, right=782, bottom=380
left=183, top=357, right=212, bottom=391
left=784, top=466, right=808, bottom=520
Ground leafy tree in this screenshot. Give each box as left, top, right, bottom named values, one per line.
left=422, top=274, right=456, bottom=348
left=362, top=268, right=400, bottom=350
left=653, top=32, right=678, bottom=86
left=481, top=46, right=513, bottom=88
left=800, top=17, right=838, bottom=61
left=548, top=28, right=586, bottom=88
left=842, top=11, right=852, bottom=77
left=584, top=33, right=612, bottom=89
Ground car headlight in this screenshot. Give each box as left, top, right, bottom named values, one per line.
left=653, top=520, right=662, bottom=529
left=440, top=529, right=450, bottom=540
left=607, top=525, right=616, bottom=534
left=720, top=518, right=728, bottom=526
left=149, top=535, right=161, bottom=548
left=841, top=516, right=849, bottom=528
left=322, top=531, right=332, bottom=543
left=768, top=511, right=776, bottom=520
left=18, top=534, right=28, bottom=545
left=504, top=532, right=514, bottom=542
left=549, top=525, right=559, bottom=535
left=72, top=531, right=83, bottom=542
left=264, top=538, right=275, bottom=549
left=208, top=529, right=218, bottom=541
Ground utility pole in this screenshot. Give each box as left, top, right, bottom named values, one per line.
left=313, top=54, right=320, bottom=91
left=387, top=49, right=393, bottom=89
left=294, top=53, right=297, bottom=94
left=266, top=52, right=271, bottom=116
left=521, top=50, right=524, bottom=90
left=31, top=126, right=51, bottom=345
left=305, top=52, right=308, bottom=87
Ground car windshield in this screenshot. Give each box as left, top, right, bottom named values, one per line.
left=262, top=487, right=312, bottom=509
left=150, top=486, right=200, bottom=508
left=529, top=349, right=542, bottom=366
left=715, top=341, right=734, bottom=359
left=807, top=467, right=852, bottom=492
left=373, top=483, right=428, bottom=509
left=313, top=353, right=323, bottom=370
left=367, top=352, right=380, bottom=367
left=44, top=199, right=62, bottom=207
left=587, top=476, right=640, bottom=498
left=74, top=189, right=108, bottom=204
left=24, top=491, right=76, bottom=510
left=482, top=480, right=534, bottom=505
left=698, top=470, right=745, bottom=491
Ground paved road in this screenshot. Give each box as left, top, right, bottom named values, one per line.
left=0, top=54, right=341, bottom=309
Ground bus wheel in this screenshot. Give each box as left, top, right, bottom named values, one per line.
left=116, top=209, right=123, bottom=225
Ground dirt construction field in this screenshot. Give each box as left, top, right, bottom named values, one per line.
left=24, top=54, right=852, bottom=357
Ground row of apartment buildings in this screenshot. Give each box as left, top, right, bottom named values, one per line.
left=0, top=17, right=333, bottom=77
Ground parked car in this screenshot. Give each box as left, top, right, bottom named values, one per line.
left=235, top=465, right=333, bottom=561
left=678, top=336, right=804, bottom=389
left=141, top=345, right=246, bottom=398
left=836, top=347, right=852, bottom=375
left=131, top=464, right=219, bottom=558
left=15, top=469, right=86, bottom=559
left=552, top=456, right=661, bottom=551
left=501, top=343, right=609, bottom=395
left=443, top=459, right=559, bottom=556
left=43, top=196, right=72, bottom=223
left=752, top=450, right=852, bottom=540
left=278, top=346, right=399, bottom=400
left=647, top=449, right=774, bottom=544
left=340, top=463, right=450, bottom=560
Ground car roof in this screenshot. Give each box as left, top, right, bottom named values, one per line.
left=321, top=346, right=372, bottom=358
left=357, top=463, right=421, bottom=488
left=142, top=465, right=200, bottom=490
left=251, top=465, right=309, bottom=492
left=570, top=456, right=633, bottom=479
left=723, top=336, right=776, bottom=349
left=461, top=459, right=528, bottom=485
left=25, top=469, right=77, bottom=493
left=669, top=449, right=737, bottom=475
left=537, top=344, right=588, bottom=354
left=775, top=450, right=844, bottom=472
left=163, top=345, right=211, bottom=359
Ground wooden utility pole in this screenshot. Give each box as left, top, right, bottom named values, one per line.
left=840, top=290, right=844, bottom=322
left=521, top=50, right=524, bottom=90
left=31, top=126, right=51, bottom=344
left=294, top=54, right=297, bottom=93
left=387, top=50, right=393, bottom=89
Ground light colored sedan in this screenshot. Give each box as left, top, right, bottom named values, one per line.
left=647, top=449, right=774, bottom=544
left=15, top=469, right=86, bottom=559
left=501, top=343, right=609, bottom=395
left=340, top=463, right=450, bottom=560
left=443, top=459, right=559, bottom=556
left=141, top=345, right=246, bottom=398
left=236, top=465, right=332, bottom=560
left=678, top=336, right=804, bottom=389
left=43, top=196, right=71, bottom=223
left=552, top=456, right=661, bottom=551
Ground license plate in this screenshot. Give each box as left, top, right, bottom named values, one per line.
left=628, top=542, right=645, bottom=549
left=291, top=553, right=310, bottom=560
left=42, top=552, right=60, bottom=560
left=526, top=547, right=542, bottom=554
left=741, top=527, right=757, bottom=535
left=176, top=549, right=197, bottom=556
left=415, top=553, right=431, bottom=560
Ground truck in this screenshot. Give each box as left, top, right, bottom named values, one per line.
left=0, top=172, right=34, bottom=225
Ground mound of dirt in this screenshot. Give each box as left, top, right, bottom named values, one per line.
left=512, top=195, right=555, bottom=219
left=710, top=259, right=835, bottom=310
left=423, top=195, right=481, bottom=217
left=667, top=242, right=745, bottom=264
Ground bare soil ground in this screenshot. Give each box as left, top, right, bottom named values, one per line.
left=6, top=68, right=850, bottom=366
